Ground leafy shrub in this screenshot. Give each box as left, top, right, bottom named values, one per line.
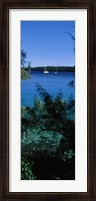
left=21, top=84, right=75, bottom=180
left=21, top=68, right=31, bottom=80
left=21, top=157, right=36, bottom=180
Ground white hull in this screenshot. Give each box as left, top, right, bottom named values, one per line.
left=44, top=71, right=49, bottom=74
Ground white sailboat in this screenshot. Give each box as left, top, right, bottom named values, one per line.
left=55, top=67, right=58, bottom=74
left=44, top=62, right=49, bottom=74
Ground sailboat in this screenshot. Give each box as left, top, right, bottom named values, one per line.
left=44, top=63, right=49, bottom=74
left=55, top=67, right=58, bottom=74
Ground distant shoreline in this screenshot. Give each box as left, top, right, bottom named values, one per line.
left=24, top=66, right=75, bottom=72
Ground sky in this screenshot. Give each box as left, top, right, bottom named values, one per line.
left=21, top=21, right=75, bottom=67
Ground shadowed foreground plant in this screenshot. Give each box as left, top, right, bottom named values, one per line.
left=21, top=84, right=75, bottom=180
left=21, top=68, right=31, bottom=80
left=21, top=157, right=36, bottom=180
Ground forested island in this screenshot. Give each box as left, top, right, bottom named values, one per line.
left=24, top=66, right=75, bottom=72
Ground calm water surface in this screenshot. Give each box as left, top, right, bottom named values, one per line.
left=21, top=71, right=75, bottom=106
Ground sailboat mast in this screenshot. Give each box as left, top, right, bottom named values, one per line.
left=44, top=60, right=49, bottom=74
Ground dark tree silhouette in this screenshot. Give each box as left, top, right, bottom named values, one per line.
left=66, top=32, right=75, bottom=41
left=21, top=49, right=27, bottom=67
left=66, top=32, right=75, bottom=52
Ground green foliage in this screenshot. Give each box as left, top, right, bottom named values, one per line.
left=21, top=49, right=31, bottom=80
left=21, top=49, right=27, bottom=67
left=21, top=157, right=36, bottom=180
left=22, top=130, right=63, bottom=158
left=21, top=84, right=75, bottom=180
left=21, top=68, right=31, bottom=80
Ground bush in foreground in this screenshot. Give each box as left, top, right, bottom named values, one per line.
left=21, top=84, right=75, bottom=180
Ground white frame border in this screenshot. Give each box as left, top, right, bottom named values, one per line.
left=9, top=9, right=87, bottom=192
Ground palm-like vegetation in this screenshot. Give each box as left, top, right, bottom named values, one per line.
left=21, top=49, right=31, bottom=80
left=21, top=49, right=27, bottom=67
left=66, top=31, right=75, bottom=52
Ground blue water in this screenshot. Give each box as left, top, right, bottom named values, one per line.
left=21, top=71, right=75, bottom=106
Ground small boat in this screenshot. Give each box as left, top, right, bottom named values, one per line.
left=55, top=71, right=57, bottom=74
left=55, top=67, right=58, bottom=74
left=44, top=66, right=49, bottom=74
